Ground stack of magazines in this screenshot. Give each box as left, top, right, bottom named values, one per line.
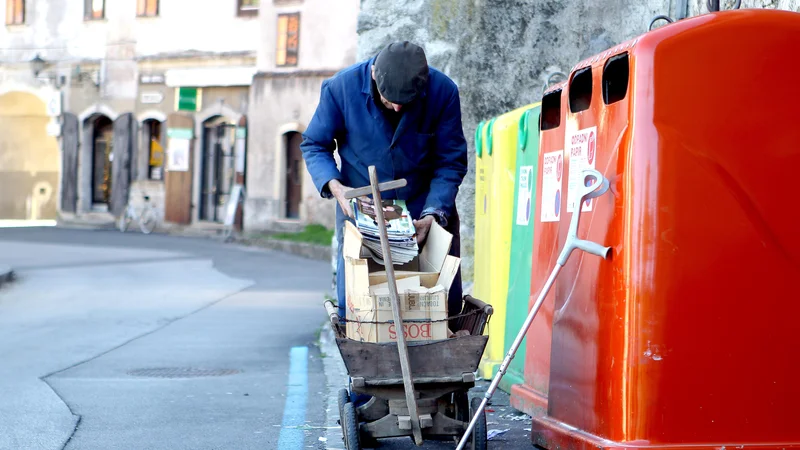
left=351, top=198, right=419, bottom=265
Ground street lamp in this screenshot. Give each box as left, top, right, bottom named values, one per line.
left=30, top=54, right=47, bottom=77
left=29, top=53, right=97, bottom=89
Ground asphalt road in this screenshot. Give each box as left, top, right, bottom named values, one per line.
left=0, top=227, right=332, bottom=450
left=0, top=226, right=535, bottom=450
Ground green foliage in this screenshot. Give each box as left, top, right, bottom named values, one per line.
left=272, top=224, right=334, bottom=246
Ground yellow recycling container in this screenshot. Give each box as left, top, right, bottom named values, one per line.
left=472, top=118, right=495, bottom=306
left=479, top=103, right=539, bottom=380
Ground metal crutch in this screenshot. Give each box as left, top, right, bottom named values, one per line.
left=455, top=169, right=612, bottom=450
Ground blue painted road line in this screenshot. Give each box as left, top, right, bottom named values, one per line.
left=277, top=346, right=309, bottom=450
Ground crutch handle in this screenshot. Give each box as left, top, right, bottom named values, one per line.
left=558, top=169, right=612, bottom=266
left=573, top=238, right=612, bottom=259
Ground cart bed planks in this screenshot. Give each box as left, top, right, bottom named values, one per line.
left=336, top=335, right=488, bottom=381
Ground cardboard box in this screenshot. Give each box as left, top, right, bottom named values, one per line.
left=343, top=220, right=461, bottom=343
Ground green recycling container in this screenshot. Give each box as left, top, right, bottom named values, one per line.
left=500, top=104, right=542, bottom=392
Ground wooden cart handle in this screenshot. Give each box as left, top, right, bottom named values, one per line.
left=324, top=300, right=340, bottom=326
left=344, top=179, right=407, bottom=199
left=365, top=167, right=424, bottom=445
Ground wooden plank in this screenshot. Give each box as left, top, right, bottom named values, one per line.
left=367, top=166, right=423, bottom=445
left=60, top=113, right=79, bottom=214
left=164, top=114, right=194, bottom=224
left=336, top=335, right=489, bottom=379
left=129, top=115, right=140, bottom=183
left=286, top=131, right=303, bottom=218
left=363, top=376, right=464, bottom=386
left=234, top=116, right=247, bottom=230
left=110, top=113, right=134, bottom=217
left=344, top=179, right=407, bottom=199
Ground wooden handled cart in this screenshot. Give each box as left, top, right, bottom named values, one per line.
left=326, top=296, right=492, bottom=449
left=324, top=167, right=494, bottom=449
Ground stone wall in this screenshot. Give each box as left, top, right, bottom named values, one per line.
left=689, top=0, right=800, bottom=16
left=357, top=0, right=797, bottom=282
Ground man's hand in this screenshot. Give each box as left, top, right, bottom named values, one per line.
left=413, top=215, right=436, bottom=246
left=328, top=179, right=354, bottom=218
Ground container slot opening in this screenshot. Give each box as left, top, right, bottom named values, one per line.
left=603, top=53, right=630, bottom=105
left=541, top=89, right=562, bottom=131
left=569, top=67, right=593, bottom=113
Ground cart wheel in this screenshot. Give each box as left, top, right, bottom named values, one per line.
left=468, top=398, right=488, bottom=450
left=342, top=402, right=361, bottom=450
left=453, top=390, right=469, bottom=422
left=338, top=388, right=350, bottom=422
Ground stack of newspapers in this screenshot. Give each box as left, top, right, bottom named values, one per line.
left=351, top=198, right=418, bottom=265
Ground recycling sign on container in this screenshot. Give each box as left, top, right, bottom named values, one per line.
left=540, top=150, right=563, bottom=223
left=566, top=126, right=598, bottom=213
left=516, top=165, right=534, bottom=226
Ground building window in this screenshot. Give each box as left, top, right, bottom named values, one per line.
left=238, top=0, right=259, bottom=16
left=276, top=13, right=300, bottom=67
left=5, top=0, right=24, bottom=25
left=85, top=0, right=105, bottom=20
left=137, top=0, right=159, bottom=17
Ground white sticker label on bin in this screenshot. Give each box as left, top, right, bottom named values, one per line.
left=516, top=165, right=534, bottom=226
left=566, top=126, right=598, bottom=213
left=540, top=151, right=563, bottom=223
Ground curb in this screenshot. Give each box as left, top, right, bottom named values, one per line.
left=0, top=266, right=15, bottom=288
left=318, top=321, right=347, bottom=449
left=56, top=220, right=116, bottom=231
left=235, top=237, right=331, bottom=262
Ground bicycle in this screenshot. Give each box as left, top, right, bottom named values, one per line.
left=118, top=194, right=158, bottom=234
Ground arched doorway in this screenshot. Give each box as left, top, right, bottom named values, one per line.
left=284, top=131, right=303, bottom=219
left=90, top=115, right=114, bottom=207
left=200, top=116, right=236, bottom=222
left=0, top=91, right=59, bottom=220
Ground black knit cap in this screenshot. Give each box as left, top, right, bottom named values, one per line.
left=373, top=41, right=429, bottom=105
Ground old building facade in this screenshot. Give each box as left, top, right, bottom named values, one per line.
left=1, top=0, right=259, bottom=228
left=245, top=0, right=360, bottom=231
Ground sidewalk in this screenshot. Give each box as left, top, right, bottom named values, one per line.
left=317, top=322, right=534, bottom=449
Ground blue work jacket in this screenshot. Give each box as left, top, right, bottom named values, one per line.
left=300, top=57, right=468, bottom=225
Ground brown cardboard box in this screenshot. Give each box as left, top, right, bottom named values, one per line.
left=343, top=220, right=461, bottom=343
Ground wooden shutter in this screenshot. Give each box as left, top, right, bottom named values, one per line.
left=146, top=0, right=158, bottom=16
left=5, top=0, right=14, bottom=25
left=285, top=14, right=299, bottom=66
left=86, top=0, right=104, bottom=19
left=276, top=15, right=288, bottom=66
left=137, top=0, right=157, bottom=17
left=276, top=13, right=300, bottom=67
left=6, top=0, right=24, bottom=25
left=14, top=0, right=23, bottom=24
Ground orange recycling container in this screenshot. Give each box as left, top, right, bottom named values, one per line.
left=529, top=9, right=800, bottom=450
left=509, top=83, right=566, bottom=418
